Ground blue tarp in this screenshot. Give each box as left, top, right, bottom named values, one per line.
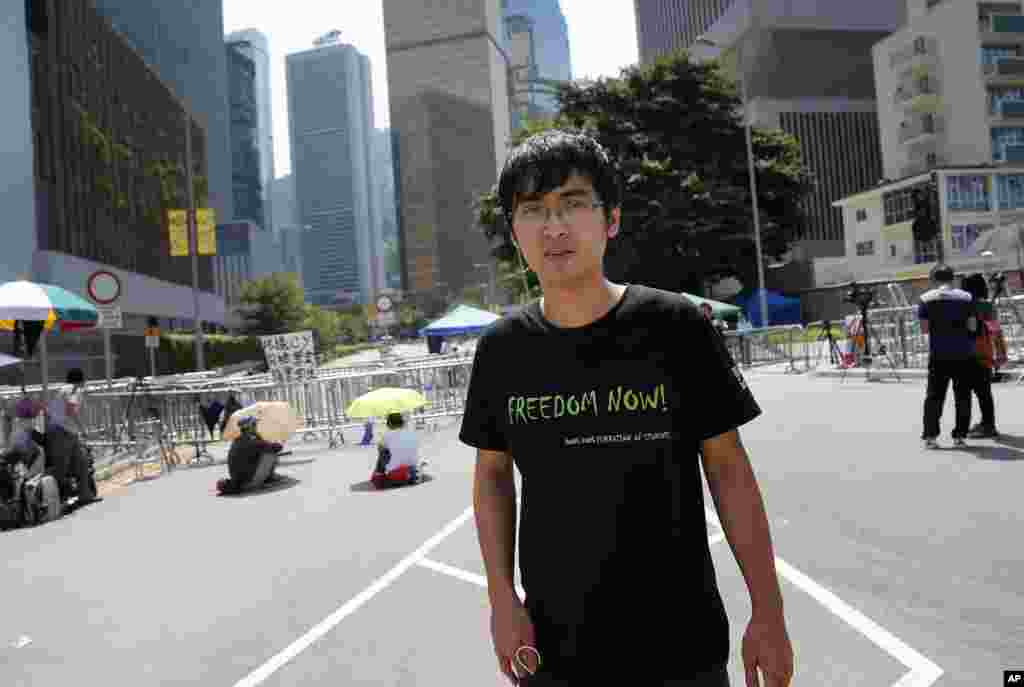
left=733, top=289, right=802, bottom=328
left=419, top=305, right=500, bottom=337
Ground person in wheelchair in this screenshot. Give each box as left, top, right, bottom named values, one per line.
left=43, top=368, right=99, bottom=506
left=216, top=416, right=284, bottom=495
left=371, top=413, right=422, bottom=488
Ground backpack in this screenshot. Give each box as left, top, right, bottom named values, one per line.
left=977, top=319, right=1009, bottom=369
left=22, top=473, right=62, bottom=525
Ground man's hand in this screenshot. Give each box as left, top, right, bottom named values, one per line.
left=490, top=591, right=537, bottom=684
left=742, top=612, right=794, bottom=687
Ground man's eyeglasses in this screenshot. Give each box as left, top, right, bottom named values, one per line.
left=514, top=197, right=604, bottom=228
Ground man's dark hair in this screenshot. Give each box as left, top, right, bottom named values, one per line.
left=961, top=273, right=988, bottom=301
left=930, top=264, right=955, bottom=283
left=497, top=129, right=621, bottom=229
left=386, top=412, right=405, bottom=429
left=66, top=368, right=84, bottom=385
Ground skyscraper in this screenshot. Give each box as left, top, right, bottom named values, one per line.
left=504, top=0, right=572, bottom=123
left=383, top=0, right=511, bottom=300
left=287, top=38, right=382, bottom=307
left=633, top=0, right=733, bottom=63
left=90, top=0, right=235, bottom=224
left=226, top=30, right=276, bottom=232
left=225, top=42, right=264, bottom=231
left=644, top=0, right=904, bottom=265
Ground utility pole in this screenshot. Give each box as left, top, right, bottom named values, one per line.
left=184, top=112, right=206, bottom=371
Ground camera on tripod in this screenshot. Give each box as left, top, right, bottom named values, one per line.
left=843, top=282, right=877, bottom=311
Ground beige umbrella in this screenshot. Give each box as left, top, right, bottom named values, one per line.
left=222, top=401, right=303, bottom=443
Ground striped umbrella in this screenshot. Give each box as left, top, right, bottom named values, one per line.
left=0, top=280, right=99, bottom=332
left=0, top=280, right=99, bottom=394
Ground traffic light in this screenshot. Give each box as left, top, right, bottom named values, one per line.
left=911, top=180, right=939, bottom=243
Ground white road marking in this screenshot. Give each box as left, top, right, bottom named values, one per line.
left=418, top=557, right=527, bottom=599
left=705, top=507, right=943, bottom=686
left=232, top=506, right=475, bottom=687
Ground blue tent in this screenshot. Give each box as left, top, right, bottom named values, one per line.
left=419, top=304, right=500, bottom=337
left=733, top=289, right=802, bottom=328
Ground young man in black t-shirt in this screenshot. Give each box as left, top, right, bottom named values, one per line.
left=460, top=131, right=793, bottom=686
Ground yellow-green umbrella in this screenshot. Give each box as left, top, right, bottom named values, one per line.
left=346, top=388, right=428, bottom=419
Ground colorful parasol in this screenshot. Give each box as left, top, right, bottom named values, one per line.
left=0, top=281, right=99, bottom=332
left=345, top=388, right=428, bottom=419
left=221, top=401, right=303, bottom=443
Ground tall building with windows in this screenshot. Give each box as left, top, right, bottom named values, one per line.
left=826, top=0, right=1024, bottom=289
left=875, top=0, right=1024, bottom=179
left=383, top=0, right=511, bottom=300
left=287, top=38, right=382, bottom=307
left=681, top=0, right=904, bottom=265
left=225, top=42, right=264, bottom=232
left=504, top=0, right=572, bottom=126
left=1, top=0, right=228, bottom=380
left=226, top=30, right=275, bottom=232
left=90, top=0, right=235, bottom=224
left=634, top=0, right=733, bottom=62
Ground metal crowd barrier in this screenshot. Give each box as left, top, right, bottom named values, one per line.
left=722, top=325, right=807, bottom=374
left=0, top=355, right=476, bottom=473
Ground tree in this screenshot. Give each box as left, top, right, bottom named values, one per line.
left=303, top=305, right=342, bottom=351
left=475, top=52, right=812, bottom=297
left=237, top=273, right=307, bottom=335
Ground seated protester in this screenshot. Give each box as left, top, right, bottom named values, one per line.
left=216, top=416, right=284, bottom=495
left=43, top=369, right=98, bottom=505
left=371, top=413, right=421, bottom=488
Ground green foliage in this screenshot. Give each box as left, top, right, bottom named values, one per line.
left=160, top=333, right=264, bottom=373
left=474, top=51, right=812, bottom=297
left=303, top=304, right=342, bottom=350
left=237, top=273, right=308, bottom=335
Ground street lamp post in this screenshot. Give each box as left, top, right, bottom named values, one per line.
left=695, top=32, right=770, bottom=329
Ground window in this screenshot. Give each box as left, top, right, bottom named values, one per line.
left=926, top=152, right=939, bottom=167
left=992, top=126, right=1024, bottom=160
left=946, top=175, right=991, bottom=211
left=915, top=239, right=940, bottom=264
left=952, top=224, right=994, bottom=253
left=914, top=36, right=928, bottom=53
left=883, top=184, right=928, bottom=225
left=856, top=241, right=875, bottom=256
left=990, top=87, right=1024, bottom=114
left=856, top=208, right=868, bottom=222
left=981, top=45, right=1021, bottom=70
left=997, top=174, right=1024, bottom=208
left=890, top=245, right=897, bottom=258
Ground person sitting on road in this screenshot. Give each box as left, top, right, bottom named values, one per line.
left=216, top=416, right=284, bottom=495
left=43, top=369, right=98, bottom=506
left=371, top=413, right=421, bottom=488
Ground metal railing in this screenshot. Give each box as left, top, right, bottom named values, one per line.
left=719, top=294, right=1024, bottom=375
left=0, top=355, right=475, bottom=471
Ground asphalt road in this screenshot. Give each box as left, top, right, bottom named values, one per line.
left=2, top=372, right=1022, bottom=686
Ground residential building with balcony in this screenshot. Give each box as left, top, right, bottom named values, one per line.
left=875, top=0, right=1024, bottom=180
left=830, top=166, right=1024, bottom=289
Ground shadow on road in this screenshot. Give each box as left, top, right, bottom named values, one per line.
left=216, top=475, right=302, bottom=498
left=349, top=474, right=436, bottom=493
left=955, top=434, right=1024, bottom=461
left=277, top=458, right=317, bottom=467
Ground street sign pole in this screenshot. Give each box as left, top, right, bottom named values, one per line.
left=149, top=346, right=156, bottom=379
left=184, top=113, right=206, bottom=372
left=104, top=327, right=112, bottom=389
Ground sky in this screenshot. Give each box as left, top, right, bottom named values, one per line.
left=222, top=0, right=638, bottom=177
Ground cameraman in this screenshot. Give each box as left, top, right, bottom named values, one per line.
left=917, top=265, right=979, bottom=449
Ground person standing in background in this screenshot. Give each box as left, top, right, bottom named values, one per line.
left=918, top=265, right=979, bottom=449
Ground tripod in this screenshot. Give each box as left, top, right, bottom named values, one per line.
left=816, top=320, right=844, bottom=368
left=861, top=317, right=901, bottom=383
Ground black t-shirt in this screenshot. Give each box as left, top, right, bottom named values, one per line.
left=459, top=284, right=762, bottom=680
